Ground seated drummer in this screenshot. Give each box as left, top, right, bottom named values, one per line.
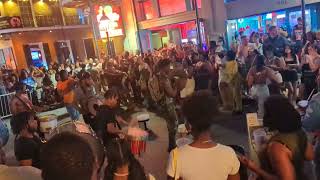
left=96, top=89, right=128, bottom=146
left=10, top=112, right=42, bottom=169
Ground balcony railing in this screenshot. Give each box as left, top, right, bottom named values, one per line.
left=36, top=16, right=62, bottom=27
left=65, top=15, right=82, bottom=26
left=21, top=15, right=35, bottom=28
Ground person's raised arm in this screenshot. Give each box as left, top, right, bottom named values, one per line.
left=239, top=156, right=278, bottom=180
left=115, top=115, right=128, bottom=126
left=266, top=68, right=282, bottom=84
left=162, top=78, right=177, bottom=98
left=106, top=123, right=122, bottom=135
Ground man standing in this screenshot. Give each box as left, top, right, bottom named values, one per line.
left=10, top=83, right=43, bottom=115
left=263, top=26, right=288, bottom=57
left=78, top=72, right=101, bottom=130
left=236, top=35, right=249, bottom=65
left=292, top=17, right=304, bottom=51
left=158, top=59, right=179, bottom=152
left=95, top=90, right=128, bottom=146
left=236, top=35, right=250, bottom=90
left=302, top=92, right=320, bottom=179
left=57, top=70, right=80, bottom=121
left=11, top=112, right=42, bottom=168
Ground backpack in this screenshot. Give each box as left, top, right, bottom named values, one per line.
left=148, top=74, right=164, bottom=103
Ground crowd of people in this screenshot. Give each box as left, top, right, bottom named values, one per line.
left=1, top=16, right=320, bottom=180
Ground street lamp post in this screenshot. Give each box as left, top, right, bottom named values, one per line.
left=193, top=0, right=202, bottom=49
left=100, top=12, right=113, bottom=57
left=301, top=0, right=306, bottom=44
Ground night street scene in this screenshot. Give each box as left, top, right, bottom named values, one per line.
left=0, top=0, right=320, bottom=180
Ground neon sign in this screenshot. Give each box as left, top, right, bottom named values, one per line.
left=96, top=5, right=123, bottom=38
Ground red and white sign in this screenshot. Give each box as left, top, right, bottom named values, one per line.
left=96, top=5, right=124, bottom=38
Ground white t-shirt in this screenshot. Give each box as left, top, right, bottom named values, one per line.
left=167, top=144, right=240, bottom=180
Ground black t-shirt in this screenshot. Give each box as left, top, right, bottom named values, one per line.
left=96, top=105, right=121, bottom=145
left=14, top=136, right=42, bottom=169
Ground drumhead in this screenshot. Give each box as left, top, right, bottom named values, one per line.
left=137, top=113, right=150, bottom=121
left=38, top=114, right=57, bottom=122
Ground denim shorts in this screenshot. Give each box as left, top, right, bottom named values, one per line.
left=66, top=105, right=80, bottom=121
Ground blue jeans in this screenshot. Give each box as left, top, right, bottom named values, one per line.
left=66, top=105, right=80, bottom=121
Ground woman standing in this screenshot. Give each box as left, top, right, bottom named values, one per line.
left=247, top=55, right=281, bottom=118
left=301, top=44, right=320, bottom=99
left=240, top=95, right=314, bottom=180
left=249, top=32, right=263, bottom=55
left=167, top=92, right=240, bottom=180
left=264, top=46, right=286, bottom=95
left=282, top=45, right=299, bottom=104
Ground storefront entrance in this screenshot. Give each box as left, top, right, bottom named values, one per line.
left=139, top=20, right=201, bottom=51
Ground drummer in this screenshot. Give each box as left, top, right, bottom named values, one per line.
left=10, top=111, right=42, bottom=169
left=77, top=72, right=99, bottom=129
left=96, top=89, right=128, bottom=146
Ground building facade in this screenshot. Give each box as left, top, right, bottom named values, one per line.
left=0, top=0, right=229, bottom=70
left=131, top=0, right=227, bottom=52
left=225, top=0, right=320, bottom=46
left=0, top=0, right=98, bottom=70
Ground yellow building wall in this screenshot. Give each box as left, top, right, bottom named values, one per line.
left=2, top=1, right=21, bottom=17
left=33, top=1, right=52, bottom=16
left=63, top=7, right=77, bottom=16
left=112, top=36, right=124, bottom=55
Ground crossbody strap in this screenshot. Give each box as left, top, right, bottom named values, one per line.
left=14, top=94, right=34, bottom=113
left=172, top=148, right=179, bottom=180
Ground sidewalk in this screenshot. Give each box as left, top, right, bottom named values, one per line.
left=2, top=109, right=249, bottom=179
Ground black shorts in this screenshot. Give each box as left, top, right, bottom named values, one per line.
left=281, top=70, right=298, bottom=82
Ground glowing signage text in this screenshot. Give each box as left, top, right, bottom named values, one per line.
left=96, top=5, right=123, bottom=38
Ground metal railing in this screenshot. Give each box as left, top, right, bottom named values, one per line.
left=0, top=92, right=33, bottom=119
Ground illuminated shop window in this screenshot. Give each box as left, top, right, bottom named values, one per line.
left=143, top=0, right=156, bottom=19
left=159, top=0, right=186, bottom=16
left=0, top=47, right=17, bottom=70
left=134, top=0, right=157, bottom=21
left=159, top=0, right=201, bottom=16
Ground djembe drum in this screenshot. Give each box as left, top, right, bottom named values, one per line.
left=48, top=121, right=105, bottom=167
left=127, top=127, right=148, bottom=155
left=38, top=114, right=58, bottom=134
